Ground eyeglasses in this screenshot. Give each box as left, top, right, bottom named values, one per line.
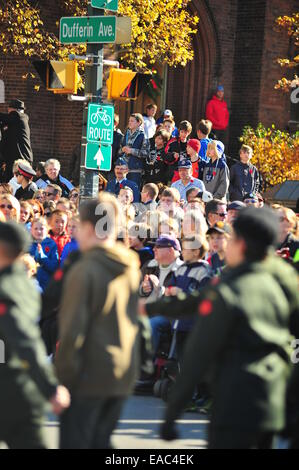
left=215, top=212, right=227, bottom=217
left=70, top=193, right=79, bottom=198
left=44, top=212, right=51, bottom=217
left=0, top=204, right=13, bottom=210
left=44, top=192, right=55, bottom=197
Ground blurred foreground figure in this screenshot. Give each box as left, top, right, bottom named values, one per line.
left=145, top=206, right=299, bottom=449
left=0, top=222, right=69, bottom=449
left=56, top=193, right=141, bottom=449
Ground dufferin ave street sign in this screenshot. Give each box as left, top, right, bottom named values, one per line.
left=60, top=16, right=116, bottom=44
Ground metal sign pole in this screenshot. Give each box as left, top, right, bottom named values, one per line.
left=79, top=5, right=104, bottom=202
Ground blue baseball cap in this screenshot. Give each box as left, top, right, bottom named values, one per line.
left=115, top=157, right=128, bottom=167
left=155, top=234, right=181, bottom=252
left=178, top=159, right=192, bottom=169
left=217, top=85, right=224, bottom=92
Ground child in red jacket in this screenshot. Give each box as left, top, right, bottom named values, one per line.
left=49, top=210, right=71, bottom=261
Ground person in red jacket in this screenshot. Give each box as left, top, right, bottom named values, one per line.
left=49, top=210, right=71, bottom=261
left=206, top=86, right=229, bottom=145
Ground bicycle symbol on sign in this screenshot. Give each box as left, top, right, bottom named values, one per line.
left=91, top=108, right=112, bottom=127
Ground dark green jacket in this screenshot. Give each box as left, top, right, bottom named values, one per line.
left=56, top=243, right=141, bottom=397
left=0, top=263, right=58, bottom=415
left=152, top=256, right=299, bottom=432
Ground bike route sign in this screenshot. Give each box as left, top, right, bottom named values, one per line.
left=85, top=143, right=112, bottom=171
left=87, top=103, right=114, bottom=145
left=91, top=0, right=118, bottom=12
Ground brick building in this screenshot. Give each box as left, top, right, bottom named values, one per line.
left=0, top=0, right=297, bottom=173
left=165, top=0, right=298, bottom=157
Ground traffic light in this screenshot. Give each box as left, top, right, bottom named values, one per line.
left=106, top=68, right=152, bottom=101
left=33, top=60, right=80, bottom=94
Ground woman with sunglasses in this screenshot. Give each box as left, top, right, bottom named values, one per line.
left=69, top=187, right=79, bottom=209
left=0, top=194, right=20, bottom=221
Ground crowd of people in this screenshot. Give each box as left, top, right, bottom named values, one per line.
left=0, top=95, right=298, bottom=450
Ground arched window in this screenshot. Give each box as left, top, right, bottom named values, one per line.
left=0, top=80, right=5, bottom=104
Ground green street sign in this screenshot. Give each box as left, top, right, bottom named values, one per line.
left=91, top=0, right=118, bottom=12
left=87, top=104, right=114, bottom=145
left=60, top=16, right=116, bottom=44
left=85, top=143, right=112, bottom=171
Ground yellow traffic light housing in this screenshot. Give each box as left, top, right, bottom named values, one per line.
left=33, top=60, right=80, bottom=94
left=107, top=68, right=137, bottom=100
left=106, top=68, right=152, bottom=101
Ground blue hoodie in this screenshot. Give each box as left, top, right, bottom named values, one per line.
left=61, top=239, right=79, bottom=266
left=29, top=237, right=59, bottom=291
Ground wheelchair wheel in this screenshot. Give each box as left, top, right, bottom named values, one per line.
left=153, top=379, right=163, bottom=398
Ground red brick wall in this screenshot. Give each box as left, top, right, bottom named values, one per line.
left=259, top=0, right=296, bottom=129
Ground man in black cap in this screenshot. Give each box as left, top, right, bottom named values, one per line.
left=0, top=99, right=33, bottom=182
left=0, top=222, right=70, bottom=448
left=227, top=200, right=246, bottom=224
left=106, top=157, right=140, bottom=202
left=15, top=162, right=37, bottom=200
left=141, top=206, right=299, bottom=448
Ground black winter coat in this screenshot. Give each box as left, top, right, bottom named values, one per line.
left=0, top=111, right=33, bottom=164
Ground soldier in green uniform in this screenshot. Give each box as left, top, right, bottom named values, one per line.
left=0, top=222, right=70, bottom=449
left=142, top=206, right=299, bottom=449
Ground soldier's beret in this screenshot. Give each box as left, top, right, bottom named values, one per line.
left=233, top=206, right=279, bottom=249
left=0, top=222, right=31, bottom=254
left=115, top=157, right=128, bottom=167
left=18, top=162, right=36, bottom=179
